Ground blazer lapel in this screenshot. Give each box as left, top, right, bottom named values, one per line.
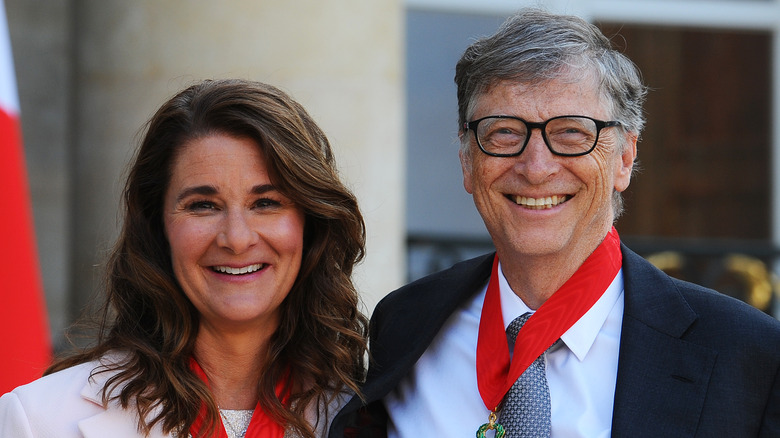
left=77, top=367, right=169, bottom=438
left=330, top=253, right=494, bottom=436
left=362, top=253, right=494, bottom=403
left=611, top=246, right=717, bottom=437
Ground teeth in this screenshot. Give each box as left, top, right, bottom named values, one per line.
left=213, top=264, right=263, bottom=275
left=513, top=195, right=568, bottom=209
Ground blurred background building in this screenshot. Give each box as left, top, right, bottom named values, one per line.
left=6, top=0, right=779, bottom=352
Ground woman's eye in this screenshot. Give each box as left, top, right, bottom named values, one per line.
left=254, top=198, right=281, bottom=209
left=186, top=200, right=216, bottom=211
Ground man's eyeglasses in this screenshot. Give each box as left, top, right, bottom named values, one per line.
left=463, top=115, right=621, bottom=157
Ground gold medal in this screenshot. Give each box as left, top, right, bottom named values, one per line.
left=476, top=411, right=505, bottom=438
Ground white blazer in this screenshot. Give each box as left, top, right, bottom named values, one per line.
left=0, top=356, right=169, bottom=438
left=0, top=354, right=346, bottom=438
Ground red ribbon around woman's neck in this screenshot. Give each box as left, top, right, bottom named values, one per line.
left=476, top=227, right=622, bottom=411
left=189, top=358, right=290, bottom=438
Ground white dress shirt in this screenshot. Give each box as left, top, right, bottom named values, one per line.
left=384, top=263, right=624, bottom=437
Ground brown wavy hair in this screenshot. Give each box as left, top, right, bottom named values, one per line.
left=47, top=79, right=368, bottom=437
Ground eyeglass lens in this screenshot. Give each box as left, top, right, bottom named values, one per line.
left=477, top=116, right=599, bottom=156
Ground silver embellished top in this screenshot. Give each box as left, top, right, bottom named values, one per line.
left=171, top=391, right=348, bottom=438
left=179, top=408, right=305, bottom=438
left=219, top=409, right=254, bottom=438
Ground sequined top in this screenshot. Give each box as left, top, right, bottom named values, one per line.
left=219, top=409, right=253, bottom=438
left=169, top=390, right=349, bottom=437
left=179, top=408, right=305, bottom=438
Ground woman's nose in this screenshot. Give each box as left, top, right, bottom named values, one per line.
left=216, top=210, right=260, bottom=254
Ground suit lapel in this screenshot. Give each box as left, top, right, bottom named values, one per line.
left=331, top=253, right=494, bottom=434
left=362, top=253, right=494, bottom=403
left=77, top=366, right=169, bottom=438
left=611, top=246, right=717, bottom=437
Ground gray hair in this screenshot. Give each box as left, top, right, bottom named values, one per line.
left=455, top=8, right=647, bottom=140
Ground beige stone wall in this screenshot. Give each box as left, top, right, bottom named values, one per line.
left=9, top=0, right=405, bottom=348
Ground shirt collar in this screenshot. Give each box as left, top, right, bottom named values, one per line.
left=498, top=262, right=624, bottom=361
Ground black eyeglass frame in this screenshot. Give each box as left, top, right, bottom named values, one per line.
left=463, top=115, right=622, bottom=157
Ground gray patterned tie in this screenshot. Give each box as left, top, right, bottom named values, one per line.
left=498, top=313, right=552, bottom=438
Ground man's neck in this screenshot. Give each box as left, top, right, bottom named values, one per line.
left=496, top=235, right=606, bottom=310
left=500, top=257, right=578, bottom=310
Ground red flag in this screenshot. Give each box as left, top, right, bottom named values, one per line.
left=0, top=0, right=51, bottom=394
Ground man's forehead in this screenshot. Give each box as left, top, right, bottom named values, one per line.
left=471, top=76, right=607, bottom=118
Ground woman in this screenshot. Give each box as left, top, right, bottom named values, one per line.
left=0, top=79, right=368, bottom=438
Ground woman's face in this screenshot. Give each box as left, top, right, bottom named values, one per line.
left=163, top=134, right=305, bottom=334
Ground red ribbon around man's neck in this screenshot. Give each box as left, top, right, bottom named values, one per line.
left=476, top=227, right=622, bottom=411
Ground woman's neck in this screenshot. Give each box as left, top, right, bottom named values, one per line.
left=193, top=326, right=272, bottom=410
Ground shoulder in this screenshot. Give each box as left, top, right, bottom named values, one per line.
left=360, top=253, right=493, bottom=402
left=622, top=245, right=780, bottom=353
left=374, top=253, right=494, bottom=316
left=300, top=391, right=351, bottom=438
left=673, top=274, right=780, bottom=342
left=8, top=360, right=97, bottom=403
left=0, top=359, right=109, bottom=438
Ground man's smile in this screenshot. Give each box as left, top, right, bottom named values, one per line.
left=507, top=194, right=571, bottom=210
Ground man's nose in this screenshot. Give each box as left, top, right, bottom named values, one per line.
left=513, top=129, right=560, bottom=183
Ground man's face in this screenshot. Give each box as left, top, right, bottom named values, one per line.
left=460, top=77, right=636, bottom=266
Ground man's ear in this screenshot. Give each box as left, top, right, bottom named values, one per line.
left=460, top=148, right=474, bottom=194
left=614, top=133, right=637, bottom=192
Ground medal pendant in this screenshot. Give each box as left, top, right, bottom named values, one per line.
left=476, top=411, right=505, bottom=438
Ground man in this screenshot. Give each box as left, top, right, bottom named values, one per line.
left=330, top=8, right=780, bottom=437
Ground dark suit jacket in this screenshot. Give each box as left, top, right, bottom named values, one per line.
left=329, top=245, right=780, bottom=437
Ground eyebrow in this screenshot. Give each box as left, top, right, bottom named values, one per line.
left=174, top=184, right=278, bottom=205
left=251, top=184, right=277, bottom=195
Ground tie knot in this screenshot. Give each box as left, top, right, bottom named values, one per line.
left=506, top=312, right=532, bottom=342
